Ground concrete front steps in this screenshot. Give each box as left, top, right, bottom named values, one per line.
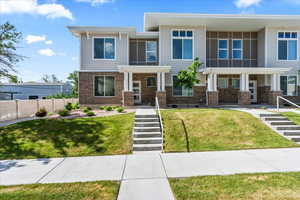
left=133, top=113, right=163, bottom=153
left=260, top=113, right=300, bottom=144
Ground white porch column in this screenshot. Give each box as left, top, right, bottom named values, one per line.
left=245, top=73, right=249, bottom=91
left=271, top=74, right=280, bottom=91
left=157, top=72, right=161, bottom=91
left=240, top=73, right=249, bottom=91
left=123, top=72, right=129, bottom=91
left=207, top=74, right=213, bottom=91
left=161, top=72, right=165, bottom=91
left=128, top=72, right=133, bottom=91
left=213, top=74, right=217, bottom=91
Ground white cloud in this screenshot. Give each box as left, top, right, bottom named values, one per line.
left=26, top=35, right=46, bottom=44
left=38, top=48, right=56, bottom=56
left=45, top=40, right=53, bottom=45
left=75, top=0, right=114, bottom=6
left=0, top=0, right=74, bottom=20
left=235, top=0, right=262, bottom=8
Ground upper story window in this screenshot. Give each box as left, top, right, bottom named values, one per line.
left=146, top=41, right=157, bottom=62
left=278, top=32, right=298, bottom=61
left=94, top=38, right=115, bottom=59
left=218, top=39, right=228, bottom=59
left=232, top=39, right=243, bottom=60
left=172, top=30, right=193, bottom=60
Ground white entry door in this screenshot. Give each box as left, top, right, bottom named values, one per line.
left=249, top=80, right=257, bottom=103
left=133, top=81, right=141, bottom=104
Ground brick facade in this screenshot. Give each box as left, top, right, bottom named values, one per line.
left=123, top=91, right=134, bottom=106
left=269, top=91, right=283, bottom=105
left=206, top=91, right=219, bottom=106
left=78, top=72, right=123, bottom=105
left=156, top=91, right=167, bottom=107
left=165, top=86, right=206, bottom=105
left=238, top=91, right=251, bottom=105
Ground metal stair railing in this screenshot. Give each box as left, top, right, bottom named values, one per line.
left=277, top=96, right=300, bottom=112
left=155, top=97, right=164, bottom=151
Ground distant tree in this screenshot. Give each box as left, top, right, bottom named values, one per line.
left=67, top=71, right=78, bottom=96
left=176, top=57, right=203, bottom=88
left=41, top=74, right=61, bottom=83
left=8, top=75, right=22, bottom=83
left=0, top=22, right=23, bottom=79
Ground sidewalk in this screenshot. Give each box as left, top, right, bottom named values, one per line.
left=1, top=148, right=300, bottom=199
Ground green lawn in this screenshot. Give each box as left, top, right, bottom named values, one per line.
left=0, top=114, right=134, bottom=159
left=170, top=172, right=300, bottom=200
left=162, top=108, right=298, bottom=152
left=0, top=181, right=119, bottom=200
left=282, top=112, right=300, bottom=125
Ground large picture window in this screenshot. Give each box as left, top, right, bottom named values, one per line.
left=278, top=32, right=298, bottom=61
left=280, top=75, right=297, bottom=96
left=172, top=76, right=193, bottom=96
left=94, top=76, right=115, bottom=96
left=94, top=38, right=115, bottom=59
left=232, top=39, right=243, bottom=59
left=218, top=39, right=228, bottom=59
left=172, top=30, right=193, bottom=60
left=146, top=41, right=157, bottom=62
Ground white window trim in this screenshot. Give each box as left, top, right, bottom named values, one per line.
left=93, top=75, right=116, bottom=97
left=218, top=77, right=229, bottom=89
left=277, top=31, right=299, bottom=62
left=171, top=29, right=194, bottom=61
left=92, top=36, right=117, bottom=61
left=231, top=78, right=240, bottom=89
left=232, top=39, right=243, bottom=60
left=145, top=41, right=157, bottom=63
left=171, top=75, right=194, bottom=97
left=218, top=39, right=229, bottom=60
left=280, top=74, right=298, bottom=96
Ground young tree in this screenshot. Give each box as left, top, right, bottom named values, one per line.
left=67, top=71, right=78, bottom=96
left=0, top=22, right=23, bottom=78
left=8, top=75, right=22, bottom=83
left=176, top=57, right=203, bottom=88
left=41, top=74, right=61, bottom=83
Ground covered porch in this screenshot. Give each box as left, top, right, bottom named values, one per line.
left=118, top=65, right=171, bottom=107
left=203, top=67, right=290, bottom=106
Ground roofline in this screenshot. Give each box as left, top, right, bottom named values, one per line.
left=67, top=26, right=136, bottom=37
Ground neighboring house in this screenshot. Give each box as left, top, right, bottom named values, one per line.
left=68, top=13, right=300, bottom=107
left=0, top=83, right=72, bottom=100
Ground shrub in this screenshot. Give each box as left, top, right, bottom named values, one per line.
left=99, top=106, right=105, bottom=110
left=104, top=106, right=113, bottom=111
left=65, top=102, right=73, bottom=111
left=72, top=102, right=80, bottom=109
left=82, top=106, right=92, bottom=113
left=35, top=108, right=47, bottom=117
left=112, top=106, right=119, bottom=110
left=116, top=107, right=124, bottom=113
left=58, top=109, right=70, bottom=117
left=86, top=111, right=95, bottom=116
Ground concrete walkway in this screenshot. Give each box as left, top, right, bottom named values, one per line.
left=2, top=148, right=300, bottom=199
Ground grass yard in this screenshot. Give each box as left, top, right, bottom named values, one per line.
left=282, top=112, right=300, bottom=125
left=0, top=113, right=134, bottom=159
left=0, top=181, right=119, bottom=200
left=162, top=109, right=298, bottom=152
left=170, top=172, right=300, bottom=200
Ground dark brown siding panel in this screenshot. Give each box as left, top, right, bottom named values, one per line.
left=210, top=39, right=218, bottom=59
left=251, top=40, right=257, bottom=59
left=243, top=32, right=251, bottom=39
left=137, top=41, right=146, bottom=63
left=243, top=40, right=250, bottom=59
left=232, top=60, right=242, bottom=67
left=233, top=32, right=243, bottom=39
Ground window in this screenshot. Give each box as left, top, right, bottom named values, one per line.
left=232, top=78, right=240, bottom=89
left=172, top=30, right=193, bottom=60
left=172, top=76, right=193, bottom=96
left=94, top=76, right=115, bottom=96
left=280, top=75, right=297, bottom=96
left=232, top=40, right=243, bottom=59
left=147, top=77, right=156, bottom=87
left=94, top=38, right=115, bottom=59
left=29, top=96, right=38, bottom=99
left=218, top=78, right=228, bottom=88
left=146, top=41, right=157, bottom=62
left=218, top=39, right=228, bottom=59
left=278, top=32, right=298, bottom=60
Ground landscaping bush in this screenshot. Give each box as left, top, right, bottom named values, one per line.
left=65, top=102, right=73, bottom=111
left=35, top=108, right=47, bottom=117
left=116, top=107, right=124, bottom=113
left=99, top=106, right=105, bottom=110
left=82, top=106, right=92, bottom=113
left=86, top=111, right=95, bottom=116
left=112, top=106, right=119, bottom=110
left=72, top=102, right=80, bottom=109
left=104, top=106, right=113, bottom=111
left=58, top=109, right=70, bottom=117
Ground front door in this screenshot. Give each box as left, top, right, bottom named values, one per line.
left=133, top=81, right=141, bottom=104
left=249, top=80, right=257, bottom=103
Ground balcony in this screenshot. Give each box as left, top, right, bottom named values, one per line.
left=129, top=39, right=159, bottom=65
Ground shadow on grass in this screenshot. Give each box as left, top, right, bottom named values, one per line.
left=0, top=118, right=106, bottom=160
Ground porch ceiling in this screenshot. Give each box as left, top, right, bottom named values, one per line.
left=202, top=67, right=291, bottom=75
left=118, top=65, right=171, bottom=73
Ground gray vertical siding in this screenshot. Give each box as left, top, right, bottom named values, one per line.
left=257, top=28, right=266, bottom=67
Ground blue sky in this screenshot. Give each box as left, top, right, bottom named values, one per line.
left=1, top=0, right=300, bottom=82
